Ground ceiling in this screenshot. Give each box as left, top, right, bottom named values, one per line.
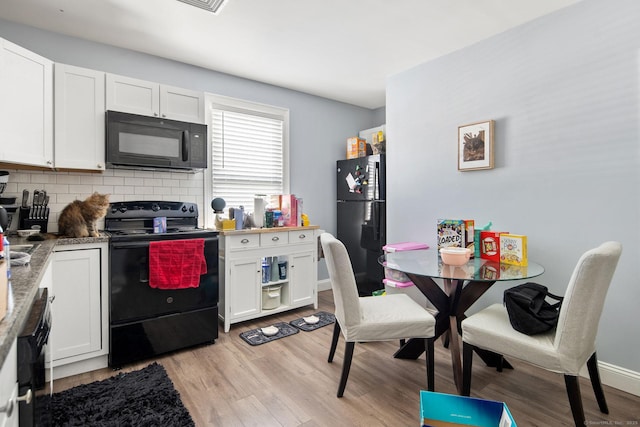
left=0, top=0, right=580, bottom=109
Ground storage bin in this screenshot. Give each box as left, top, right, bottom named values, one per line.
left=383, top=242, right=430, bottom=283
left=262, top=285, right=282, bottom=310
left=383, top=278, right=430, bottom=308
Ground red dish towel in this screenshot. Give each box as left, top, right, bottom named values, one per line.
left=148, top=239, right=207, bottom=289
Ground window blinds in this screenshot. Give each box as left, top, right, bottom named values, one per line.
left=210, top=109, right=284, bottom=211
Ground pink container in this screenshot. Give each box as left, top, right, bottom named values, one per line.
left=383, top=242, right=429, bottom=282
left=382, top=242, right=430, bottom=253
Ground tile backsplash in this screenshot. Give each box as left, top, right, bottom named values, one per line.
left=1, top=168, right=205, bottom=232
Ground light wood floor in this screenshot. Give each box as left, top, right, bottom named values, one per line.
left=53, top=290, right=639, bottom=426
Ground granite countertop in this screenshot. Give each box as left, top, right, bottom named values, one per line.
left=0, top=233, right=109, bottom=369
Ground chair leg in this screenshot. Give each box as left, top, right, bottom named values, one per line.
left=328, top=322, right=341, bottom=363
left=496, top=354, right=504, bottom=372
left=462, top=342, right=473, bottom=396
left=564, top=375, right=586, bottom=427
left=337, top=341, right=355, bottom=397
left=587, top=352, right=609, bottom=414
left=425, top=338, right=434, bottom=391
left=400, top=339, right=406, bottom=347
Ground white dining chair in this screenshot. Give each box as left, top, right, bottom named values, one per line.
left=320, top=232, right=437, bottom=397
left=461, top=241, right=622, bottom=427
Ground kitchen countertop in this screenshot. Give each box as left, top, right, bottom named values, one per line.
left=0, top=233, right=109, bottom=369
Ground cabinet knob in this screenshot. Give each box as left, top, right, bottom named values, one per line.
left=272, top=236, right=279, bottom=242
left=154, top=112, right=159, bottom=117
left=241, top=238, right=249, bottom=244
left=299, top=234, right=306, bottom=239
left=46, top=160, right=53, bottom=166
left=162, top=114, right=167, bottom=118
left=97, top=163, right=103, bottom=169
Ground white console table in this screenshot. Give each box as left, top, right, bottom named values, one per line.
left=218, top=226, right=320, bottom=333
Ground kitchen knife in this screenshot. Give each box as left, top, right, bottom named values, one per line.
left=43, top=194, right=49, bottom=220
left=31, top=190, right=39, bottom=219
left=22, top=189, right=29, bottom=209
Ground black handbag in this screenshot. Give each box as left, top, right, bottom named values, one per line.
left=503, top=282, right=564, bottom=335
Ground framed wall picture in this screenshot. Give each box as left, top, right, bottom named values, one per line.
left=458, top=120, right=494, bottom=171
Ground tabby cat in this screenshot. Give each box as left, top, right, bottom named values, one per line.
left=57, top=193, right=110, bottom=238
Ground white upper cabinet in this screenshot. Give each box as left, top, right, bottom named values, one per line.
left=54, top=64, right=106, bottom=171
left=0, top=38, right=53, bottom=168
left=106, top=74, right=204, bottom=123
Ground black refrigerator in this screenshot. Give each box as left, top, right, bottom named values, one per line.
left=336, top=154, right=386, bottom=296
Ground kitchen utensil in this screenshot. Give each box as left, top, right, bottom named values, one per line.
left=43, top=195, right=49, bottom=218
left=17, top=229, right=40, bottom=238
left=31, top=190, right=39, bottom=219
left=22, top=189, right=29, bottom=208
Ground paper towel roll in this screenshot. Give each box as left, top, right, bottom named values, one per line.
left=254, top=197, right=265, bottom=228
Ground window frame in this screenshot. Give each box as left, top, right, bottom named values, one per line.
left=203, top=93, right=290, bottom=228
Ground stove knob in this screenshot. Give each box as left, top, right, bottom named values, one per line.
left=118, top=206, right=127, bottom=213
left=152, top=203, right=160, bottom=212
left=181, top=205, right=188, bottom=212
left=111, top=207, right=118, bottom=214
left=188, top=205, right=195, bottom=213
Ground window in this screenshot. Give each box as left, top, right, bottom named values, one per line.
left=204, top=94, right=289, bottom=226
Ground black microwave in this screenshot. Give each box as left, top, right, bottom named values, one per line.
left=106, top=111, right=207, bottom=171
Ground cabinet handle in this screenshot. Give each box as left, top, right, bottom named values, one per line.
left=241, top=238, right=249, bottom=244
left=49, top=295, right=56, bottom=304
left=1, top=388, right=33, bottom=416
left=17, top=389, right=32, bottom=405
left=272, top=236, right=279, bottom=242
left=299, top=234, right=306, bottom=239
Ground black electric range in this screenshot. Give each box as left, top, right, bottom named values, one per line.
left=105, top=201, right=219, bottom=367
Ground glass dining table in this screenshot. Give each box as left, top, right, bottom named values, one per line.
left=380, top=249, right=544, bottom=393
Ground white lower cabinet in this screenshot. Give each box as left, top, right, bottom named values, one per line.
left=219, top=227, right=319, bottom=333
left=0, top=341, right=18, bottom=427
left=50, top=243, right=109, bottom=379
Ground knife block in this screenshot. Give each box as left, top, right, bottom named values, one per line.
left=19, top=207, right=49, bottom=233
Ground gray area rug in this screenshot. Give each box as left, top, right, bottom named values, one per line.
left=290, top=311, right=335, bottom=332
left=37, top=362, right=194, bottom=426
left=239, top=321, right=299, bottom=346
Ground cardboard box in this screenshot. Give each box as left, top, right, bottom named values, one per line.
left=421, top=391, right=516, bottom=427
left=279, top=194, right=298, bottom=227
left=437, top=219, right=465, bottom=251
left=463, top=220, right=475, bottom=257
left=347, top=137, right=367, bottom=159
left=499, top=234, right=527, bottom=266
left=479, top=231, right=508, bottom=262
left=0, top=260, right=7, bottom=321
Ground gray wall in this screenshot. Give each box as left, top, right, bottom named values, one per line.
left=387, top=0, right=640, bottom=372
left=0, top=19, right=382, bottom=281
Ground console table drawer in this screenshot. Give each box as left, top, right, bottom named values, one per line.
left=228, top=234, right=260, bottom=250
left=289, top=230, right=314, bottom=245
left=260, top=232, right=289, bottom=247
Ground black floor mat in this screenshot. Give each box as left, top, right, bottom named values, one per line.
left=289, top=311, right=335, bottom=332
left=239, top=321, right=299, bottom=346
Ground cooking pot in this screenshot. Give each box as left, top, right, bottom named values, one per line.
left=0, top=206, right=8, bottom=231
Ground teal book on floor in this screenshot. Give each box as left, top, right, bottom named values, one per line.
left=420, top=390, right=516, bottom=427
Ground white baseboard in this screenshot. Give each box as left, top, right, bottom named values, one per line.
left=317, top=280, right=640, bottom=397
left=587, top=361, right=640, bottom=397
left=318, top=278, right=331, bottom=292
